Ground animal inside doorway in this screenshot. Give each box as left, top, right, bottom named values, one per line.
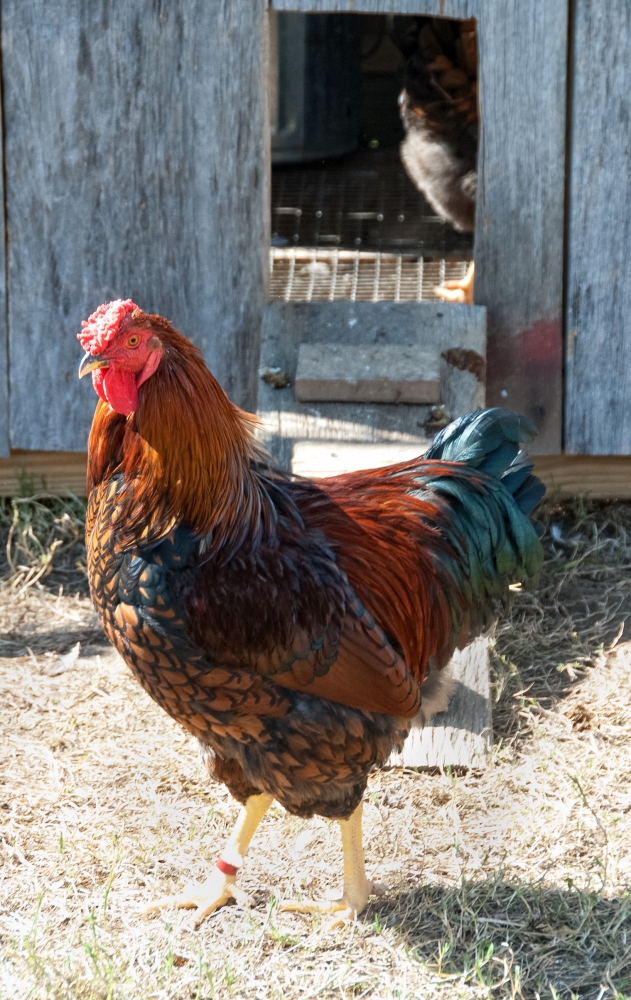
left=269, top=11, right=478, bottom=304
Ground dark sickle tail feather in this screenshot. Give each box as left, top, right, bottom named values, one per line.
left=417, top=408, right=546, bottom=666
left=425, top=407, right=546, bottom=516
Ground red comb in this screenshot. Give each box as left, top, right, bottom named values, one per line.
left=78, top=299, right=140, bottom=355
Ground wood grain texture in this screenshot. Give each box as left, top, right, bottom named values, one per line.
left=272, top=0, right=567, bottom=455
left=3, top=0, right=268, bottom=451
left=531, top=456, right=631, bottom=500
left=272, top=1, right=473, bottom=16
left=295, top=343, right=440, bottom=403
left=4, top=452, right=631, bottom=500
left=475, top=0, right=567, bottom=455
left=389, top=637, right=491, bottom=769
left=565, top=1, right=631, bottom=454
left=0, top=74, right=8, bottom=457
left=292, top=440, right=431, bottom=477
left=0, top=451, right=87, bottom=496
left=258, top=301, right=486, bottom=469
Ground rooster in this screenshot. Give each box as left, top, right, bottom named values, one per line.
left=396, top=16, right=478, bottom=304
left=78, top=300, right=544, bottom=928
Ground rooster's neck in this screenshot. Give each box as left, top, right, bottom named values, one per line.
left=88, top=339, right=273, bottom=555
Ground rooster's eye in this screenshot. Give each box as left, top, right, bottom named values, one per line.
left=127, top=335, right=140, bottom=348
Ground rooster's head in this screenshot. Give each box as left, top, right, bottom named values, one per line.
left=78, top=299, right=164, bottom=415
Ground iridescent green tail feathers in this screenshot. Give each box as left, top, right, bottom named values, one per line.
left=425, top=407, right=546, bottom=517
left=418, top=408, right=546, bottom=656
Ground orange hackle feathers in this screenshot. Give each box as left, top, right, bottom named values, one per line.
left=87, top=312, right=275, bottom=558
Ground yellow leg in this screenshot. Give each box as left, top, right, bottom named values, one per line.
left=144, top=792, right=273, bottom=927
left=434, top=260, right=475, bottom=304
left=281, top=801, right=384, bottom=929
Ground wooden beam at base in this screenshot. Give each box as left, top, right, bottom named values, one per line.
left=533, top=455, right=631, bottom=500
left=389, top=638, right=491, bottom=770
left=0, top=451, right=87, bottom=496
left=2, top=451, right=631, bottom=500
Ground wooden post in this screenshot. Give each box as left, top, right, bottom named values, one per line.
left=0, top=72, right=7, bottom=458
left=565, top=1, right=631, bottom=454
left=474, top=0, right=567, bottom=455
left=389, top=638, right=491, bottom=770
left=2, top=0, right=268, bottom=451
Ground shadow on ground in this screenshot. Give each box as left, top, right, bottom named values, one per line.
left=369, top=876, right=631, bottom=999
left=0, top=625, right=107, bottom=657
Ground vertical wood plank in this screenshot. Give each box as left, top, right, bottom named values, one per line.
left=0, top=48, right=8, bottom=457
left=2, top=0, right=268, bottom=451
left=475, top=0, right=567, bottom=454
left=565, top=1, right=631, bottom=454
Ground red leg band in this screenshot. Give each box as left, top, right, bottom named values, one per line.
left=215, top=857, right=238, bottom=877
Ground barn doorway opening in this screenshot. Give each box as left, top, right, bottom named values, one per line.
left=269, top=12, right=477, bottom=304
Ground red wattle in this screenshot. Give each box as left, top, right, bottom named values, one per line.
left=101, top=369, right=138, bottom=415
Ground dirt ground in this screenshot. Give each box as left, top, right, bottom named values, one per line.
left=1, top=496, right=631, bottom=999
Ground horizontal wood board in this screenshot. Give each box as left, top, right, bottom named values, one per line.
left=272, top=0, right=567, bottom=455
left=2, top=0, right=268, bottom=451
left=532, top=456, right=631, bottom=500
left=565, top=1, right=631, bottom=454
left=295, top=343, right=440, bottom=403
left=4, top=452, right=631, bottom=500
left=0, top=451, right=88, bottom=496
left=258, top=301, right=486, bottom=469
left=272, top=1, right=473, bottom=15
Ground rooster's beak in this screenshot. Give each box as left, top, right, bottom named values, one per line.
left=78, top=352, right=109, bottom=379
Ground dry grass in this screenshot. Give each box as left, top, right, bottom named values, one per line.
left=1, top=496, right=631, bottom=999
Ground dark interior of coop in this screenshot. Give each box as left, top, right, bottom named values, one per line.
left=269, top=11, right=478, bottom=304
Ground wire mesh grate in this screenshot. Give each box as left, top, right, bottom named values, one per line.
left=270, top=248, right=469, bottom=303
left=271, top=151, right=473, bottom=258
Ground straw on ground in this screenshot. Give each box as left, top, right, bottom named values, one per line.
left=1, top=495, right=630, bottom=999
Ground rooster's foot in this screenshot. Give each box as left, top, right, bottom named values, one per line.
left=143, top=867, right=253, bottom=927
left=143, top=792, right=273, bottom=928
left=281, top=879, right=385, bottom=929
left=281, top=802, right=384, bottom=929
left=434, top=260, right=475, bottom=305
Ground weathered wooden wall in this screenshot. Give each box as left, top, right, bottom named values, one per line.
left=0, top=0, right=626, bottom=460
left=0, top=85, right=7, bottom=459
left=474, top=1, right=566, bottom=455
left=565, top=1, right=631, bottom=454
left=2, top=0, right=268, bottom=452
left=272, top=1, right=568, bottom=455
